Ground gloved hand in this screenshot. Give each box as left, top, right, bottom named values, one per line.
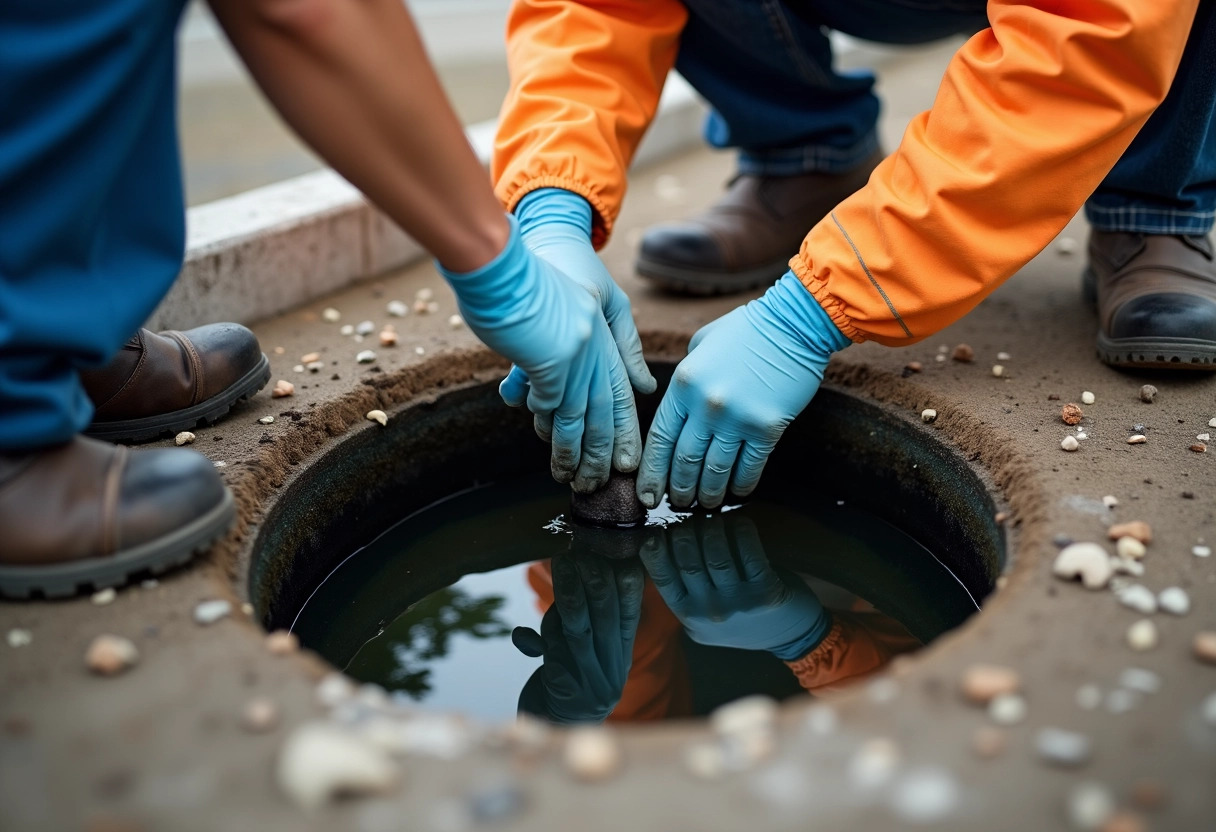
left=639, top=514, right=831, bottom=660
left=512, top=553, right=644, bottom=724
left=500, top=189, right=657, bottom=477
left=636, top=272, right=850, bottom=509
left=437, top=215, right=638, bottom=492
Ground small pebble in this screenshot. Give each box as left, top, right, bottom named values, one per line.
left=213, top=461, right=227, bottom=468
left=272, top=379, right=294, bottom=398
left=265, top=630, right=299, bottom=655
left=416, top=287, right=434, bottom=302
left=1189, top=442, right=1207, bottom=453
left=997, top=351, right=1012, bottom=361
left=1102, top=495, right=1118, bottom=508
left=564, top=727, right=621, bottom=782
left=710, top=695, right=777, bottom=737
left=243, top=698, right=279, bottom=733
left=193, top=599, right=232, bottom=626
left=258, top=416, right=275, bottom=425
left=386, top=300, right=408, bottom=318
left=1058, top=236, right=1078, bottom=254
left=1126, top=619, right=1157, bottom=651
left=1138, top=384, right=1157, bottom=403
left=366, top=410, right=388, bottom=427
left=356, top=350, right=377, bottom=364
left=306, top=361, right=324, bottom=372
left=1198, top=433, right=1211, bottom=442
left=960, top=664, right=1020, bottom=704
left=339, top=324, right=355, bottom=336
left=1118, top=668, right=1161, bottom=695
left=1158, top=587, right=1189, bottom=615
left=988, top=693, right=1027, bottom=725
left=1106, top=689, right=1139, bottom=717
left=890, top=768, right=960, bottom=824
left=1193, top=631, right=1216, bottom=664
left=174, top=431, right=196, bottom=446
left=934, top=353, right=946, bottom=363
left=414, top=346, right=425, bottom=355
left=921, top=409, right=938, bottom=424
left=991, top=364, right=1004, bottom=377
left=1108, top=521, right=1152, bottom=545
left=684, top=742, right=726, bottom=780
left=1210, top=417, right=1216, bottom=428
left=355, top=320, right=375, bottom=337
left=1194, top=545, right=1212, bottom=558
left=1114, top=535, right=1147, bottom=560
left=240, top=602, right=253, bottom=616
left=951, top=343, right=974, bottom=362
left=292, top=364, right=305, bottom=373
left=1068, top=781, right=1115, bottom=830
left=466, top=780, right=527, bottom=823
left=905, top=361, right=923, bottom=373
left=7, top=628, right=32, bottom=648
left=1203, top=692, right=1216, bottom=726
left=91, top=587, right=117, bottom=605
left=1127, top=434, right=1147, bottom=444
left=378, top=330, right=398, bottom=347
left=276, top=722, right=397, bottom=811
left=1062, top=403, right=1084, bottom=425
left=971, top=726, right=1006, bottom=759
left=316, top=672, right=355, bottom=707
left=447, top=314, right=464, bottom=330
left=273, top=346, right=286, bottom=355
left=1076, top=684, right=1102, bottom=711
left=849, top=738, right=901, bottom=789
left=1036, top=727, right=1092, bottom=767
left=803, top=704, right=837, bottom=736
left=1054, top=543, right=1113, bottom=589
left=301, top=352, right=321, bottom=364
left=1100, top=811, right=1146, bottom=832
left=1111, top=557, right=1144, bottom=577
left=1061, top=435, right=1080, bottom=452
left=86, top=634, right=139, bottom=676
left=1081, top=391, right=1095, bottom=405
left=321, top=308, right=341, bottom=323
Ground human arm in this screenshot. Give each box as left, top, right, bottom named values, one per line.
left=493, top=0, right=688, bottom=247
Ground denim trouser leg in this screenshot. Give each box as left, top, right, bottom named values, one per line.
left=1086, top=0, right=1216, bottom=236
left=0, top=0, right=188, bottom=450
left=674, top=0, right=987, bottom=175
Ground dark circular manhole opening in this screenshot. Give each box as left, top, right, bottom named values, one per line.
left=249, top=361, right=1006, bottom=721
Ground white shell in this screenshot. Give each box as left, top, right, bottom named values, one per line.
left=276, top=722, right=397, bottom=811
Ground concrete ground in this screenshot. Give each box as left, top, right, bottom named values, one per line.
left=4, top=37, right=1216, bottom=832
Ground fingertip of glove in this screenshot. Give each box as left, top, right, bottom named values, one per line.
left=511, top=626, right=545, bottom=657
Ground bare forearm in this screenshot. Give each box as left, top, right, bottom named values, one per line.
left=207, top=0, right=508, bottom=272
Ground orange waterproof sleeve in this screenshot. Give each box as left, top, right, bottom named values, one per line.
left=791, top=0, right=1200, bottom=345
left=784, top=611, right=921, bottom=693
left=493, top=0, right=688, bottom=248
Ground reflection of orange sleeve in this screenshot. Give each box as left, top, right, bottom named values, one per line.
left=784, top=610, right=921, bottom=694
left=527, top=561, right=692, bottom=721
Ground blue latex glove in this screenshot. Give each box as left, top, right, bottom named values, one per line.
left=637, top=272, right=851, bottom=509
left=512, top=553, right=644, bottom=724
left=639, top=514, right=831, bottom=660
left=437, top=215, right=636, bottom=492
left=500, top=189, right=657, bottom=475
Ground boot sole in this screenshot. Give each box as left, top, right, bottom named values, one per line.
left=0, top=488, right=234, bottom=599
left=635, top=256, right=789, bottom=296
left=1084, top=268, right=1216, bottom=370
left=84, top=354, right=271, bottom=443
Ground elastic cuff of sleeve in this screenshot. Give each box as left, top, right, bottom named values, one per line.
left=515, top=188, right=594, bottom=241
left=774, top=272, right=853, bottom=355
left=787, top=254, right=864, bottom=344
left=501, top=176, right=615, bottom=250
left=783, top=618, right=846, bottom=680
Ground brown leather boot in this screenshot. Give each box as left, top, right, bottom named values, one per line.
left=0, top=436, right=233, bottom=598
left=82, top=323, right=270, bottom=443
left=635, top=150, right=882, bottom=295
left=1085, top=231, right=1216, bottom=370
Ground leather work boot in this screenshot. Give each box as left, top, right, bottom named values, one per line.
left=0, top=436, right=233, bottom=598
left=82, top=324, right=270, bottom=443
left=635, top=150, right=883, bottom=295
left=1085, top=231, right=1216, bottom=370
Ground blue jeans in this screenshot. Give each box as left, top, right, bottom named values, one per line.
left=0, top=0, right=189, bottom=449
left=676, top=0, right=1216, bottom=235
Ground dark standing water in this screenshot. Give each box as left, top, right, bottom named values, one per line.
left=292, top=474, right=979, bottom=723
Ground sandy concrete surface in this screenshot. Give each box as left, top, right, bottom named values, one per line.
left=4, top=38, right=1215, bottom=832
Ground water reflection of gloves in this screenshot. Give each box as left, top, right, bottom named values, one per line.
left=639, top=514, right=832, bottom=660
left=512, top=554, right=644, bottom=724
left=437, top=215, right=638, bottom=493
left=636, top=272, right=850, bottom=509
